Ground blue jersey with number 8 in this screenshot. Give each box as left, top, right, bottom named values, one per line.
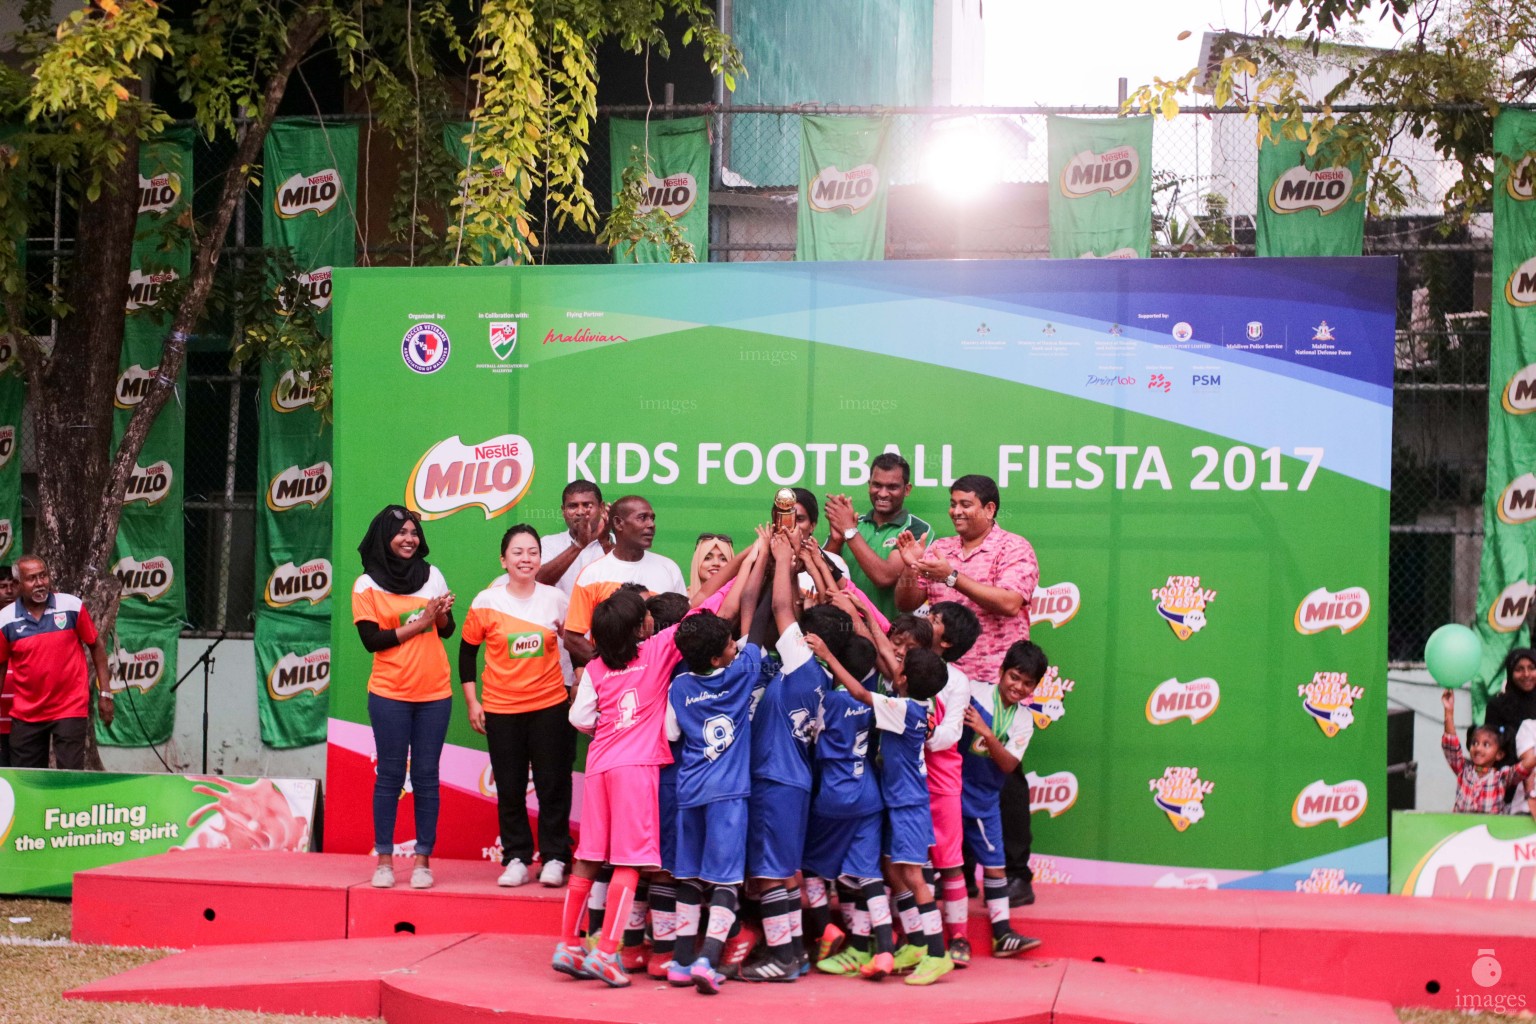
left=670, top=643, right=766, bottom=809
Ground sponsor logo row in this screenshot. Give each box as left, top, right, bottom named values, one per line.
left=1031, top=576, right=1370, bottom=638
left=116, top=637, right=333, bottom=701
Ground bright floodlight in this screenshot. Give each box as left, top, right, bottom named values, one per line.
left=923, top=118, right=999, bottom=202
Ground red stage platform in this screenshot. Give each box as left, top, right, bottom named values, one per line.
left=69, top=850, right=1536, bottom=1013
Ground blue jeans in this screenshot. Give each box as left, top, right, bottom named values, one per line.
left=369, top=693, right=452, bottom=856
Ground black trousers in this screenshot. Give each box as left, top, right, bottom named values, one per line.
left=10, top=717, right=88, bottom=770
left=485, top=702, right=575, bottom=865
left=1000, top=766, right=1034, bottom=882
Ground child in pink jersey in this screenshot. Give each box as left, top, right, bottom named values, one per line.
left=553, top=588, right=684, bottom=988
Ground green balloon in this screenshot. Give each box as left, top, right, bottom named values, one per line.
left=1425, top=624, right=1483, bottom=688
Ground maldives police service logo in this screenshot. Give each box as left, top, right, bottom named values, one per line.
left=1030, top=581, right=1080, bottom=629
left=267, top=461, right=333, bottom=511
left=1060, top=145, right=1141, bottom=199
left=273, top=169, right=342, bottom=218
left=113, top=555, right=175, bottom=601
left=1246, top=320, right=1264, bottom=341
left=1026, top=770, right=1079, bottom=818
left=1296, top=868, right=1361, bottom=895
left=638, top=172, right=699, bottom=218
left=266, top=559, right=333, bottom=608
left=402, top=323, right=452, bottom=374
left=1152, top=575, right=1216, bottom=640
left=1293, top=585, right=1370, bottom=635
left=1298, top=671, right=1363, bottom=737
left=488, top=322, right=518, bottom=361
left=1145, top=677, right=1220, bottom=726
left=267, top=648, right=331, bottom=700
left=1268, top=164, right=1354, bottom=215
left=407, top=433, right=535, bottom=520
left=1292, top=779, right=1367, bottom=828
left=126, top=459, right=173, bottom=506
left=1025, top=665, right=1074, bottom=729
left=1149, top=766, right=1213, bottom=832
left=138, top=171, right=182, bottom=215
left=808, top=164, right=881, bottom=214
left=271, top=369, right=317, bottom=413
left=110, top=645, right=166, bottom=692
left=1489, top=580, right=1536, bottom=633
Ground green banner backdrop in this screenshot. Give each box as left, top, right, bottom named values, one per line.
left=324, top=258, right=1395, bottom=892
left=609, top=117, right=711, bottom=264
left=1473, top=110, right=1536, bottom=717
left=797, top=115, right=890, bottom=261
left=0, top=127, right=22, bottom=568
left=100, top=129, right=192, bottom=747
left=1256, top=129, right=1365, bottom=257
left=255, top=120, right=356, bottom=748
left=1047, top=115, right=1154, bottom=259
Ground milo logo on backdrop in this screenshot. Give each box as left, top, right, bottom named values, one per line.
left=268, top=461, right=333, bottom=511
left=114, top=365, right=156, bottom=409
left=1026, top=770, right=1078, bottom=818
left=1499, top=472, right=1536, bottom=525
left=638, top=172, right=698, bottom=218
left=276, top=266, right=334, bottom=314
left=266, top=558, right=333, bottom=607
left=110, top=644, right=166, bottom=692
left=1503, top=363, right=1536, bottom=414
left=1489, top=580, right=1536, bottom=633
left=1145, top=677, right=1220, bottom=726
left=271, top=369, right=317, bottom=413
left=0, top=424, right=14, bottom=469
left=113, top=555, right=175, bottom=601
left=407, top=433, right=535, bottom=520
left=1508, top=255, right=1536, bottom=307
left=267, top=648, right=331, bottom=700
left=1293, top=585, right=1370, bottom=635
left=1060, top=145, right=1140, bottom=199
left=1507, top=153, right=1536, bottom=201
left=1030, top=581, right=1080, bottom=628
left=1291, top=779, right=1367, bottom=828
left=0, top=519, right=12, bottom=561
left=1268, top=164, right=1353, bottom=215
left=138, top=171, right=183, bottom=215
left=125, top=268, right=178, bottom=312
left=126, top=459, right=173, bottom=506
left=809, top=164, right=881, bottom=214
left=273, top=169, right=342, bottom=218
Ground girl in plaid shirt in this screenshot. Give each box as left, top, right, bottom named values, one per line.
left=1442, top=690, right=1535, bottom=813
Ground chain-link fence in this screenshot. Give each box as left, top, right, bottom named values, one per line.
left=19, top=105, right=1491, bottom=656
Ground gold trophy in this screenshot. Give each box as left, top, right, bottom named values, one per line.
left=772, top=487, right=799, bottom=533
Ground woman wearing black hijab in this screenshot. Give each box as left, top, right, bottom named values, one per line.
left=353, top=505, right=456, bottom=889
left=1483, top=647, right=1536, bottom=769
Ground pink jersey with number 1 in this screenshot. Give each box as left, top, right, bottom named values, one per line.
left=580, top=623, right=683, bottom=772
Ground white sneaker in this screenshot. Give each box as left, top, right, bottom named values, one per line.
left=371, top=864, right=395, bottom=888
left=499, top=859, right=530, bottom=887
left=539, top=859, right=567, bottom=887
left=410, top=866, right=434, bottom=890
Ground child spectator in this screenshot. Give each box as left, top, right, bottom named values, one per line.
left=1442, top=689, right=1535, bottom=813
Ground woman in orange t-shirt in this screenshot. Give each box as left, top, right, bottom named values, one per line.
left=353, top=505, right=456, bottom=890
left=460, top=523, right=574, bottom=888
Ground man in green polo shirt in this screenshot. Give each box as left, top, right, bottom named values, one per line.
left=824, top=452, right=932, bottom=621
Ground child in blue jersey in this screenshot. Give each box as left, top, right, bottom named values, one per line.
left=962, top=639, right=1045, bottom=958
left=739, top=530, right=850, bottom=982
left=661, top=548, right=771, bottom=995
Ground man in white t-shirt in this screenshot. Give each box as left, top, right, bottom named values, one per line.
left=538, top=481, right=612, bottom=596
left=562, top=496, right=686, bottom=668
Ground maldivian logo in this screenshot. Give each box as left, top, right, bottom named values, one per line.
left=1268, top=164, right=1353, bottom=215
left=271, top=369, right=317, bottom=413
left=1499, top=473, right=1536, bottom=524
left=1293, top=585, right=1370, bottom=635
left=138, top=171, right=182, bottom=215
left=113, top=555, right=174, bottom=601
left=0, top=777, right=14, bottom=849
left=266, top=559, right=333, bottom=608
left=1060, top=145, right=1140, bottom=198
left=638, top=172, right=698, bottom=218
left=267, top=461, right=332, bottom=511
left=267, top=648, right=331, bottom=700
left=407, top=433, right=535, bottom=521
left=126, top=459, right=173, bottom=506
left=402, top=323, right=452, bottom=374
left=488, top=322, right=518, bottom=361
left=126, top=268, right=177, bottom=312
left=1507, top=255, right=1536, bottom=307
left=1296, top=867, right=1361, bottom=894
left=1025, top=665, right=1073, bottom=729
left=114, top=364, right=155, bottom=409
left=109, top=645, right=166, bottom=692
left=1152, top=574, right=1215, bottom=640
left=273, top=169, right=341, bottom=218
left=507, top=631, right=545, bottom=658
left=808, top=163, right=881, bottom=214
left=1502, top=363, right=1536, bottom=414
left=1490, top=580, right=1536, bottom=633
left=1298, top=671, right=1363, bottom=737
left=1292, top=779, right=1367, bottom=828
left=1145, top=677, right=1220, bottom=725
left=1030, top=581, right=1080, bottom=628
left=1508, top=154, right=1536, bottom=201
left=1149, top=766, right=1213, bottom=832
left=0, top=519, right=12, bottom=561
left=1026, top=770, right=1078, bottom=818
left=0, top=424, right=14, bottom=469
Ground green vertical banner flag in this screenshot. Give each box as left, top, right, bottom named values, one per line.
left=608, top=117, right=711, bottom=263
left=1474, top=110, right=1536, bottom=717
left=0, top=126, right=23, bottom=568
left=442, top=122, right=523, bottom=266
left=101, top=128, right=193, bottom=747
left=1255, top=129, right=1365, bottom=257
left=1047, top=115, right=1154, bottom=259
left=256, top=119, right=356, bottom=748
left=797, top=115, right=890, bottom=261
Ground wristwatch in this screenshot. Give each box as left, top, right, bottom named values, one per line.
left=842, top=527, right=858, bottom=541
left=944, top=569, right=960, bottom=587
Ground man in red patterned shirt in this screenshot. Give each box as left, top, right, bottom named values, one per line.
left=0, top=567, right=15, bottom=766
left=895, top=474, right=1041, bottom=906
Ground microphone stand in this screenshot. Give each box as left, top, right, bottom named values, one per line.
left=172, top=631, right=226, bottom=774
